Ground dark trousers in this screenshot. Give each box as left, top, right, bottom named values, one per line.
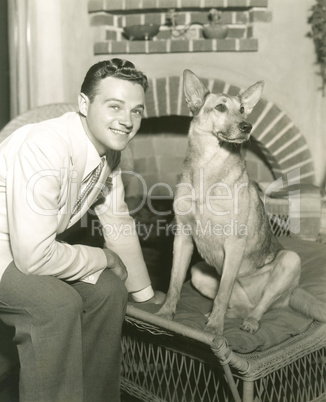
left=0, top=262, right=128, bottom=402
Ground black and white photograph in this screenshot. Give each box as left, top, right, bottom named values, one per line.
left=0, top=1, right=325, bottom=401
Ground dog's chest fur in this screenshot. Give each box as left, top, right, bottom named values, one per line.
left=174, top=133, right=281, bottom=273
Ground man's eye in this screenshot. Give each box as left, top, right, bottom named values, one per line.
left=109, top=105, right=120, bottom=111
left=133, top=109, right=143, bottom=117
left=240, top=106, right=245, bottom=114
left=215, top=104, right=227, bottom=112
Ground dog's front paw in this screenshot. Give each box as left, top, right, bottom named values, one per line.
left=241, top=317, right=259, bottom=334
left=204, top=323, right=224, bottom=336
left=204, top=316, right=224, bottom=336
left=156, top=306, right=175, bottom=321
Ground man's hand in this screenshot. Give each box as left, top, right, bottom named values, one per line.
left=103, top=248, right=128, bottom=282
left=141, top=290, right=166, bottom=305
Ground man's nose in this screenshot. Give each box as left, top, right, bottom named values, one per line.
left=119, top=111, right=133, bottom=128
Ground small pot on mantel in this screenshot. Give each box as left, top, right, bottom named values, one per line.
left=122, top=23, right=160, bottom=41
left=202, top=8, right=228, bottom=39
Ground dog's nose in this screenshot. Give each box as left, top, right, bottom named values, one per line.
left=239, top=121, right=252, bottom=134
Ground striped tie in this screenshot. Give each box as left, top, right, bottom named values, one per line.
left=71, top=158, right=105, bottom=216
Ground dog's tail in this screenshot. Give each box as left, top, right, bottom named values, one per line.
left=289, top=287, right=326, bottom=322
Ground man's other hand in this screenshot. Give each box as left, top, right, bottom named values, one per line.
left=142, top=290, right=166, bottom=305
left=103, top=248, right=128, bottom=282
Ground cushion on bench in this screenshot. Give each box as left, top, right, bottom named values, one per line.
left=130, top=237, right=326, bottom=353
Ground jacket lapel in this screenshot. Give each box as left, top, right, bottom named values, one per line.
left=57, top=113, right=88, bottom=231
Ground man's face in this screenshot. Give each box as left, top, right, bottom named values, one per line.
left=78, top=76, right=145, bottom=155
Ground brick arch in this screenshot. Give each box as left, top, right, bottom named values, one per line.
left=144, top=76, right=315, bottom=184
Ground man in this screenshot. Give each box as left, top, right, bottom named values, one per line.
left=0, top=58, right=163, bottom=401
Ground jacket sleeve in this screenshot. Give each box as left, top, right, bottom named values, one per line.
left=6, top=134, right=107, bottom=281
left=94, top=168, right=152, bottom=293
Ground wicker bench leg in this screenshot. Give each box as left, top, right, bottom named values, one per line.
left=242, top=380, right=254, bottom=402
left=222, top=364, right=242, bottom=402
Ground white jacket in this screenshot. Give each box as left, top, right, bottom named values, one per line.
left=0, top=112, right=152, bottom=297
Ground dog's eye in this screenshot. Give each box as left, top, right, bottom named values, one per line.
left=215, top=104, right=227, bottom=112
left=240, top=106, right=245, bottom=114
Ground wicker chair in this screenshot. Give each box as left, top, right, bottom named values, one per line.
left=0, top=103, right=78, bottom=142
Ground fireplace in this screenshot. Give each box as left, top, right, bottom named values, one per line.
left=121, top=75, right=315, bottom=204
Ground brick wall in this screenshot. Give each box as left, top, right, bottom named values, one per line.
left=122, top=135, right=188, bottom=197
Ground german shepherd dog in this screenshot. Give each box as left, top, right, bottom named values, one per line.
left=157, top=70, right=326, bottom=336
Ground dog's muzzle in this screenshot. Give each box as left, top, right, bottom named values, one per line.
left=239, top=121, right=252, bottom=134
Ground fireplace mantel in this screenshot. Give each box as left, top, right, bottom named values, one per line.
left=88, top=0, right=271, bottom=55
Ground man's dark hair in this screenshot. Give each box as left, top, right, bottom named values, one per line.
left=81, top=58, right=149, bottom=102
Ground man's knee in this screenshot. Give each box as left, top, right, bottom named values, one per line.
left=76, top=270, right=128, bottom=315
left=35, top=283, right=83, bottom=326
left=0, top=265, right=84, bottom=326
left=99, top=270, right=128, bottom=306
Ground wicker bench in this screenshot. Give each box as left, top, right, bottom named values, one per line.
left=121, top=307, right=326, bottom=402
left=121, top=236, right=326, bottom=402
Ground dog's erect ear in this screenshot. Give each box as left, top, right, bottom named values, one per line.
left=183, top=69, right=210, bottom=114
left=239, top=81, right=264, bottom=115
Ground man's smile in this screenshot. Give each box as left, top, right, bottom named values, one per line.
left=110, top=128, right=130, bottom=135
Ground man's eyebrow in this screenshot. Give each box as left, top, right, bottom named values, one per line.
left=103, top=98, right=124, bottom=104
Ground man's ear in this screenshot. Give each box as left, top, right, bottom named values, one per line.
left=239, top=81, right=264, bottom=115
left=183, top=69, right=210, bottom=115
left=78, top=93, right=90, bottom=117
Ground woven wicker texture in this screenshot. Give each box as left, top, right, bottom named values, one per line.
left=122, top=315, right=326, bottom=402
left=0, top=103, right=77, bottom=142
